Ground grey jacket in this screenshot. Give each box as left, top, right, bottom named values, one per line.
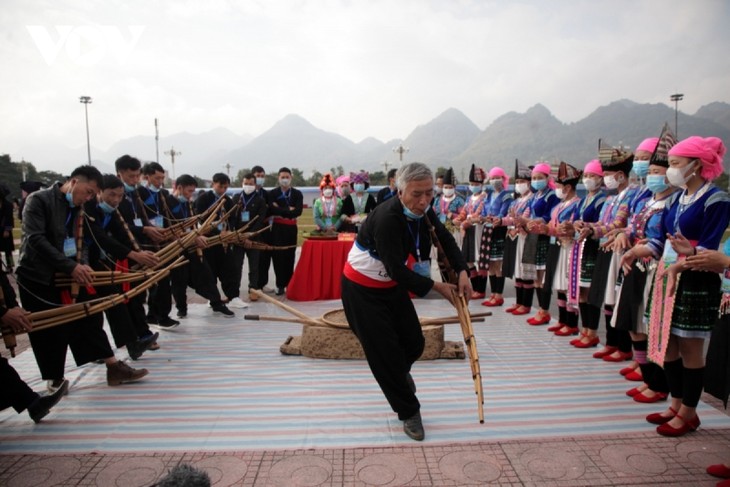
left=17, top=184, right=79, bottom=286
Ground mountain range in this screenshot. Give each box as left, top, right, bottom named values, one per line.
left=12, top=100, right=730, bottom=180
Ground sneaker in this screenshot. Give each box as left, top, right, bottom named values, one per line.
left=176, top=309, right=187, bottom=318
left=47, top=378, right=69, bottom=396
left=275, top=287, right=286, bottom=296
left=211, top=302, right=235, bottom=317
left=154, top=317, right=180, bottom=330
left=107, top=361, right=149, bottom=386
left=248, top=290, right=260, bottom=302
left=263, top=286, right=275, bottom=294
left=28, top=379, right=69, bottom=423
left=228, top=297, right=249, bottom=309
left=139, top=332, right=160, bottom=349
left=403, top=412, right=425, bottom=441
left=126, top=339, right=148, bottom=361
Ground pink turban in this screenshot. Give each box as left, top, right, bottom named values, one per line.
left=668, top=136, right=726, bottom=181
left=584, top=159, right=604, bottom=177
left=532, top=163, right=556, bottom=189
left=488, top=166, right=508, bottom=187
left=335, top=175, right=350, bottom=186
left=636, top=137, right=659, bottom=154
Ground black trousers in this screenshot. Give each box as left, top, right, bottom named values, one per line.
left=271, top=223, right=297, bottom=289
left=19, top=280, right=114, bottom=380
left=239, top=247, right=260, bottom=293
left=256, top=230, right=273, bottom=289
left=147, top=274, right=172, bottom=320
left=96, top=284, right=138, bottom=348
left=0, top=357, right=38, bottom=413
left=171, top=252, right=223, bottom=311
left=341, top=276, right=424, bottom=420
left=203, top=245, right=239, bottom=300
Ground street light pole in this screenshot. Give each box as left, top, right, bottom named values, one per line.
left=223, top=163, right=234, bottom=177
left=392, top=143, right=409, bottom=164
left=155, top=118, right=160, bottom=164
left=79, top=96, right=92, bottom=165
left=165, top=146, right=181, bottom=180
left=670, top=93, right=684, bottom=139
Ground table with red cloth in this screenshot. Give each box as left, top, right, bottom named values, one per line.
left=286, top=239, right=354, bottom=301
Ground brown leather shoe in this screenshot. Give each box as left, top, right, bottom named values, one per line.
left=107, top=361, right=149, bottom=386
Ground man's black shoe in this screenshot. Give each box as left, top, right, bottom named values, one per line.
left=406, top=373, right=416, bottom=394
left=403, top=412, right=424, bottom=441
left=28, top=379, right=69, bottom=423
left=275, top=287, right=285, bottom=296
left=156, top=317, right=180, bottom=330
left=126, top=339, right=147, bottom=361
left=146, top=315, right=159, bottom=325
left=176, top=309, right=187, bottom=318
left=211, top=302, right=234, bottom=317
left=139, top=332, right=159, bottom=350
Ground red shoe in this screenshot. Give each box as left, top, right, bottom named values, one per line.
left=512, top=307, right=530, bottom=316
left=619, top=365, right=636, bottom=376
left=633, top=391, right=668, bottom=403
left=481, top=297, right=504, bottom=307
left=602, top=351, right=633, bottom=362
left=471, top=291, right=486, bottom=300
left=707, top=464, right=730, bottom=479
left=527, top=313, right=551, bottom=326
left=626, top=387, right=642, bottom=397
left=646, top=407, right=677, bottom=425
left=547, top=322, right=564, bottom=332
left=656, top=413, right=700, bottom=437
left=555, top=326, right=579, bottom=336
left=593, top=346, right=618, bottom=359
left=569, top=332, right=585, bottom=345
left=625, top=370, right=643, bottom=381
left=574, top=336, right=600, bottom=348
left=505, top=303, right=519, bottom=313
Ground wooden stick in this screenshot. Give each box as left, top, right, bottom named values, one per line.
left=249, top=290, right=326, bottom=326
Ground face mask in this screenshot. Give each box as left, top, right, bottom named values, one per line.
left=279, top=178, right=291, bottom=187
left=646, top=174, right=669, bottom=194
left=604, top=174, right=620, bottom=190
left=443, top=187, right=455, bottom=197
left=340, top=186, right=351, bottom=196
left=353, top=183, right=365, bottom=192
left=255, top=177, right=265, bottom=187
left=469, top=184, right=482, bottom=194
left=489, top=179, right=503, bottom=190
left=242, top=185, right=255, bottom=195
left=99, top=201, right=116, bottom=214
left=434, top=186, right=443, bottom=195
left=633, top=160, right=650, bottom=178
left=322, top=188, right=334, bottom=198
left=555, top=188, right=566, bottom=200
left=582, top=178, right=599, bottom=192
left=123, top=182, right=136, bottom=192
left=145, top=181, right=161, bottom=193
left=531, top=179, right=547, bottom=191
left=403, top=205, right=424, bottom=220
left=177, top=195, right=189, bottom=203
left=666, top=161, right=696, bottom=187
left=515, top=182, right=530, bottom=195
left=65, top=182, right=76, bottom=208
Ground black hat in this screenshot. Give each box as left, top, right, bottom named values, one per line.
left=598, top=139, right=634, bottom=175
left=468, top=164, right=486, bottom=183
left=443, top=167, right=456, bottom=185
left=514, top=159, right=531, bottom=181
left=649, top=123, right=677, bottom=168
left=556, top=161, right=582, bottom=186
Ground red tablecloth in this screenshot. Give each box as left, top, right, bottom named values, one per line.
left=287, top=239, right=354, bottom=301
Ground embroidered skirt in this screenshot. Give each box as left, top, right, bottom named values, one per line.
left=502, top=232, right=518, bottom=279
left=579, top=239, right=599, bottom=286
left=670, top=270, right=721, bottom=338
left=613, top=260, right=655, bottom=334
left=552, top=241, right=573, bottom=291
left=587, top=248, right=613, bottom=308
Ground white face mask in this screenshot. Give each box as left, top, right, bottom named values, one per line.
left=666, top=161, right=696, bottom=188
left=604, top=174, right=620, bottom=190
left=555, top=187, right=566, bottom=200
left=582, top=178, right=599, bottom=192
left=279, top=178, right=291, bottom=187
left=443, top=187, right=455, bottom=197
left=242, top=185, right=255, bottom=195
left=322, top=188, right=334, bottom=198
left=515, top=182, right=530, bottom=195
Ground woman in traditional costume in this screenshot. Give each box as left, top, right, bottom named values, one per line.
left=341, top=171, right=376, bottom=233
left=313, top=173, right=343, bottom=232
left=431, top=167, right=465, bottom=245
left=479, top=166, right=513, bottom=307
left=636, top=136, right=730, bottom=436
left=454, top=164, right=488, bottom=299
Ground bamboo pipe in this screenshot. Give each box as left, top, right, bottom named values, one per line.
left=249, top=289, right=326, bottom=326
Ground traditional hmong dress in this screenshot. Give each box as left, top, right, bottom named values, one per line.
left=566, top=191, right=606, bottom=305
left=645, top=184, right=730, bottom=365
left=457, top=193, right=487, bottom=275
left=313, top=196, right=344, bottom=231
left=612, top=192, right=673, bottom=334
left=502, top=193, right=534, bottom=279
left=587, top=184, right=641, bottom=308
left=432, top=193, right=465, bottom=246
left=522, top=188, right=559, bottom=277
left=545, top=196, right=581, bottom=293
left=477, top=190, right=513, bottom=273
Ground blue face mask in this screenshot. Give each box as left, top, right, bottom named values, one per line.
left=469, top=184, right=482, bottom=194
left=353, top=183, right=365, bottom=192
left=177, top=195, right=189, bottom=203
left=99, top=201, right=116, bottom=214
left=65, top=191, right=75, bottom=208
left=403, top=206, right=424, bottom=220
left=531, top=179, right=547, bottom=191
left=123, top=182, right=136, bottom=192
left=145, top=181, right=160, bottom=193
left=633, top=160, right=650, bottom=178
left=646, top=174, right=669, bottom=194
left=255, top=177, right=265, bottom=187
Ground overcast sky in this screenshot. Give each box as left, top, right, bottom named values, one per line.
left=2, top=0, right=729, bottom=169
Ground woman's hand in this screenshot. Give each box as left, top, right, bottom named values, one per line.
left=685, top=249, right=730, bottom=273
left=668, top=232, right=694, bottom=256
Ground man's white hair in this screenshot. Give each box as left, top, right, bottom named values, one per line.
left=396, top=162, right=433, bottom=191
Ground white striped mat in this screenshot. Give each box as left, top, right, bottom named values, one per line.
left=1, top=298, right=728, bottom=454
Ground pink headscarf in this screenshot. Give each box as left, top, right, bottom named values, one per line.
left=583, top=159, right=604, bottom=177
left=532, top=163, right=556, bottom=189
left=335, top=175, right=350, bottom=198
left=488, top=166, right=509, bottom=187
left=636, top=137, right=660, bottom=154
left=668, top=136, right=726, bottom=181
